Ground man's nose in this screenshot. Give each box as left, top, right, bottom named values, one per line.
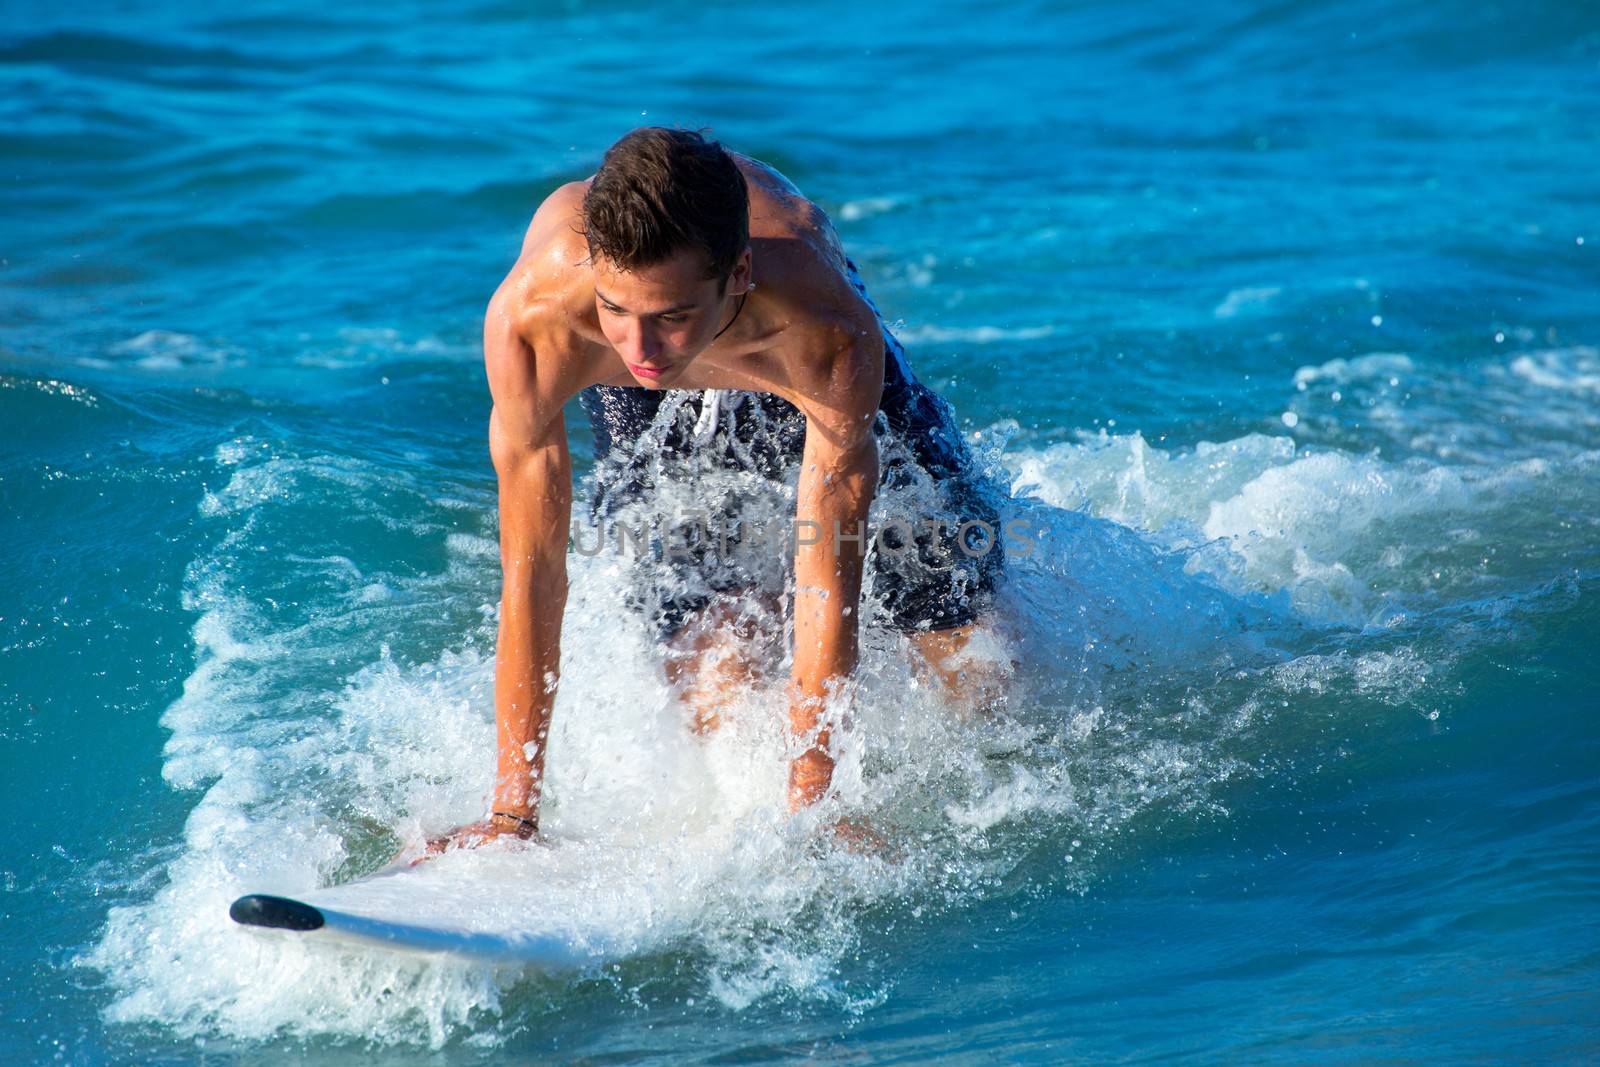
left=628, top=326, right=663, bottom=362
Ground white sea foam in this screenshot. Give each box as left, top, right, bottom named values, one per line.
left=83, top=437, right=934, bottom=1043
left=1213, top=286, right=1282, bottom=318
left=1507, top=346, right=1600, bottom=395
left=293, top=326, right=474, bottom=369
left=1292, top=351, right=1414, bottom=388
left=1009, top=426, right=1579, bottom=628
left=837, top=196, right=901, bottom=222
left=109, top=329, right=239, bottom=370
left=1280, top=345, right=1600, bottom=467
left=88, top=402, right=1560, bottom=1047
left=894, top=323, right=1055, bottom=344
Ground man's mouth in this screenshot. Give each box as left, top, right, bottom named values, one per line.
left=629, top=363, right=669, bottom=380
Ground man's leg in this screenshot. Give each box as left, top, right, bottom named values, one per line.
left=665, top=594, right=779, bottom=735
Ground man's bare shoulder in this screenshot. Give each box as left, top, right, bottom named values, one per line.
left=492, top=184, right=596, bottom=342
left=734, top=154, right=844, bottom=253
left=518, top=180, right=589, bottom=255
left=483, top=183, right=602, bottom=409
left=724, top=154, right=865, bottom=323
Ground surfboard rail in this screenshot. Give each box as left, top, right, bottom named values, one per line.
left=228, top=890, right=611, bottom=966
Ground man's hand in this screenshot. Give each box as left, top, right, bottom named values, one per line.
left=391, top=813, right=541, bottom=867
left=787, top=744, right=835, bottom=811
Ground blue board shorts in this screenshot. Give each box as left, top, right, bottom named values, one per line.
left=578, top=260, right=1004, bottom=637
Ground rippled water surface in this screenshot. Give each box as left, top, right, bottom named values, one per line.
left=3, top=1, right=1599, bottom=1062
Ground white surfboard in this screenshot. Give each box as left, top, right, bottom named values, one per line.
left=228, top=845, right=635, bottom=966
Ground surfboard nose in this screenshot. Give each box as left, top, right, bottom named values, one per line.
left=229, top=894, right=326, bottom=931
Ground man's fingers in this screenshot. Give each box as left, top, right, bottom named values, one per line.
left=418, top=821, right=492, bottom=858
left=398, top=819, right=544, bottom=869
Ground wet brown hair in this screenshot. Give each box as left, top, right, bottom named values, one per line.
left=581, top=127, right=749, bottom=285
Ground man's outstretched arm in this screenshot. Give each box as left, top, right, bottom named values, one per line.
left=788, top=324, right=884, bottom=811
left=428, top=293, right=572, bottom=851
left=488, top=398, right=571, bottom=827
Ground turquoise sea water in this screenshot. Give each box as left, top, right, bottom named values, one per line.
left=4, top=1, right=1599, bottom=1061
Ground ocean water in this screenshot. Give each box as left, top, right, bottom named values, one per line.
left=4, top=0, right=1599, bottom=1061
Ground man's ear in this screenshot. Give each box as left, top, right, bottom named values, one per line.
left=731, top=247, right=754, bottom=294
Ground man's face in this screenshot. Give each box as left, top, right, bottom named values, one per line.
left=593, top=248, right=741, bottom=389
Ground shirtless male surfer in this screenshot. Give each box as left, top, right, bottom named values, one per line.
left=429, top=128, right=1004, bottom=851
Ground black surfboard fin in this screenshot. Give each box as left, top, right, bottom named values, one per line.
left=229, top=893, right=326, bottom=932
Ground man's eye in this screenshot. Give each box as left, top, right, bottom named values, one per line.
left=602, top=304, right=624, bottom=314
left=660, top=315, right=687, bottom=324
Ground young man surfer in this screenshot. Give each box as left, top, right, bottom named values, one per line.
left=431, top=128, right=1003, bottom=851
